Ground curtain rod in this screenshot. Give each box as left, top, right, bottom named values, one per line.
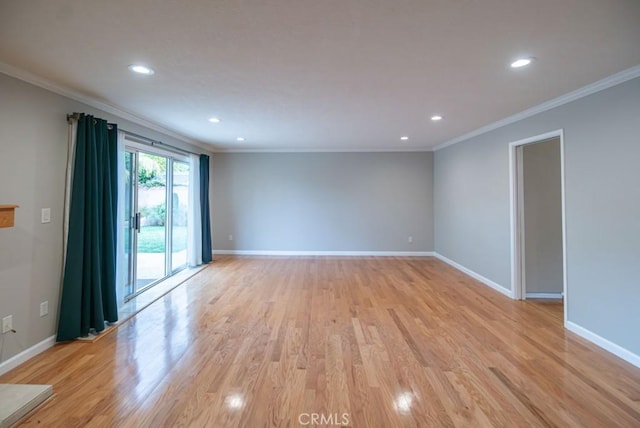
left=121, top=130, right=200, bottom=156
left=66, top=113, right=202, bottom=156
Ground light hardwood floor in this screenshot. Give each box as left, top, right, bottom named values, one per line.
left=2, top=256, right=639, bottom=427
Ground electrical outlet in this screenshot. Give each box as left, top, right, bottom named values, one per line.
left=41, top=208, right=51, bottom=224
left=2, top=315, right=13, bottom=334
left=40, top=301, right=49, bottom=317
left=408, top=236, right=413, bottom=243
left=228, top=234, right=233, bottom=241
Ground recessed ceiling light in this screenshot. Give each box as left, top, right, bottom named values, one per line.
left=128, top=64, right=155, bottom=75
left=510, top=57, right=534, bottom=68
left=236, top=137, right=245, bottom=142
left=431, top=115, right=443, bottom=121
left=208, top=117, right=221, bottom=123
left=400, top=136, right=409, bottom=141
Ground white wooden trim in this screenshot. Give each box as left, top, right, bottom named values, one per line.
left=516, top=146, right=526, bottom=299
left=0, top=335, right=56, bottom=376
left=212, top=147, right=434, bottom=153
left=434, top=65, right=640, bottom=151
left=433, top=253, right=513, bottom=298
left=508, top=130, right=564, bottom=150
left=566, top=321, right=640, bottom=369
left=525, top=293, right=563, bottom=299
left=213, top=250, right=435, bottom=257
left=125, top=139, right=189, bottom=162
left=560, top=130, right=568, bottom=326
left=509, top=142, right=518, bottom=299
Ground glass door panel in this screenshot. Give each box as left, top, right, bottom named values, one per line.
left=135, top=152, right=167, bottom=291
left=123, top=151, right=135, bottom=297
left=171, top=161, right=189, bottom=271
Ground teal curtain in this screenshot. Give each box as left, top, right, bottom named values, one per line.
left=200, top=154, right=212, bottom=263
left=57, top=114, right=118, bottom=341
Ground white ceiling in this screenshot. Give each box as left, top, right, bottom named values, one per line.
left=1, top=1, right=639, bottom=151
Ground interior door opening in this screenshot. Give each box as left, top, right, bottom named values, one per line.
left=510, top=130, right=567, bottom=321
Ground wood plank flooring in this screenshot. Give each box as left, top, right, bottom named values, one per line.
left=1, top=256, right=639, bottom=427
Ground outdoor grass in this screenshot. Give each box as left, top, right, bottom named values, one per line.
left=137, top=226, right=187, bottom=253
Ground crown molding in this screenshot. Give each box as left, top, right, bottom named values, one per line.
left=211, top=147, right=434, bottom=153
left=0, top=61, right=214, bottom=152
left=434, top=65, right=640, bottom=151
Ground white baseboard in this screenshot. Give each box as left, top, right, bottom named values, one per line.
left=525, top=292, right=563, bottom=299
left=433, top=253, right=514, bottom=298
left=0, top=335, right=56, bottom=376
left=565, top=321, right=640, bottom=369
left=214, top=250, right=435, bottom=257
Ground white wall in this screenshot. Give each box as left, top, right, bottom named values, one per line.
left=0, top=72, right=204, bottom=364
left=211, top=152, right=434, bottom=253
left=523, top=138, right=563, bottom=294
left=435, top=76, right=640, bottom=358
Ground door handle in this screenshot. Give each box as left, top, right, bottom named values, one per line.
left=134, top=212, right=141, bottom=232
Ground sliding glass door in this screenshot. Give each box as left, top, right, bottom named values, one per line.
left=124, top=147, right=190, bottom=299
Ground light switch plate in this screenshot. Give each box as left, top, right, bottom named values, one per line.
left=40, top=301, right=49, bottom=317
left=41, top=208, right=51, bottom=224
left=2, top=315, right=12, bottom=334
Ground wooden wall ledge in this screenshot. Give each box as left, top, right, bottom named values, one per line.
left=0, top=205, right=19, bottom=228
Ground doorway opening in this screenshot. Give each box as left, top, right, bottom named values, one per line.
left=509, top=130, right=567, bottom=323
left=123, top=142, right=190, bottom=300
